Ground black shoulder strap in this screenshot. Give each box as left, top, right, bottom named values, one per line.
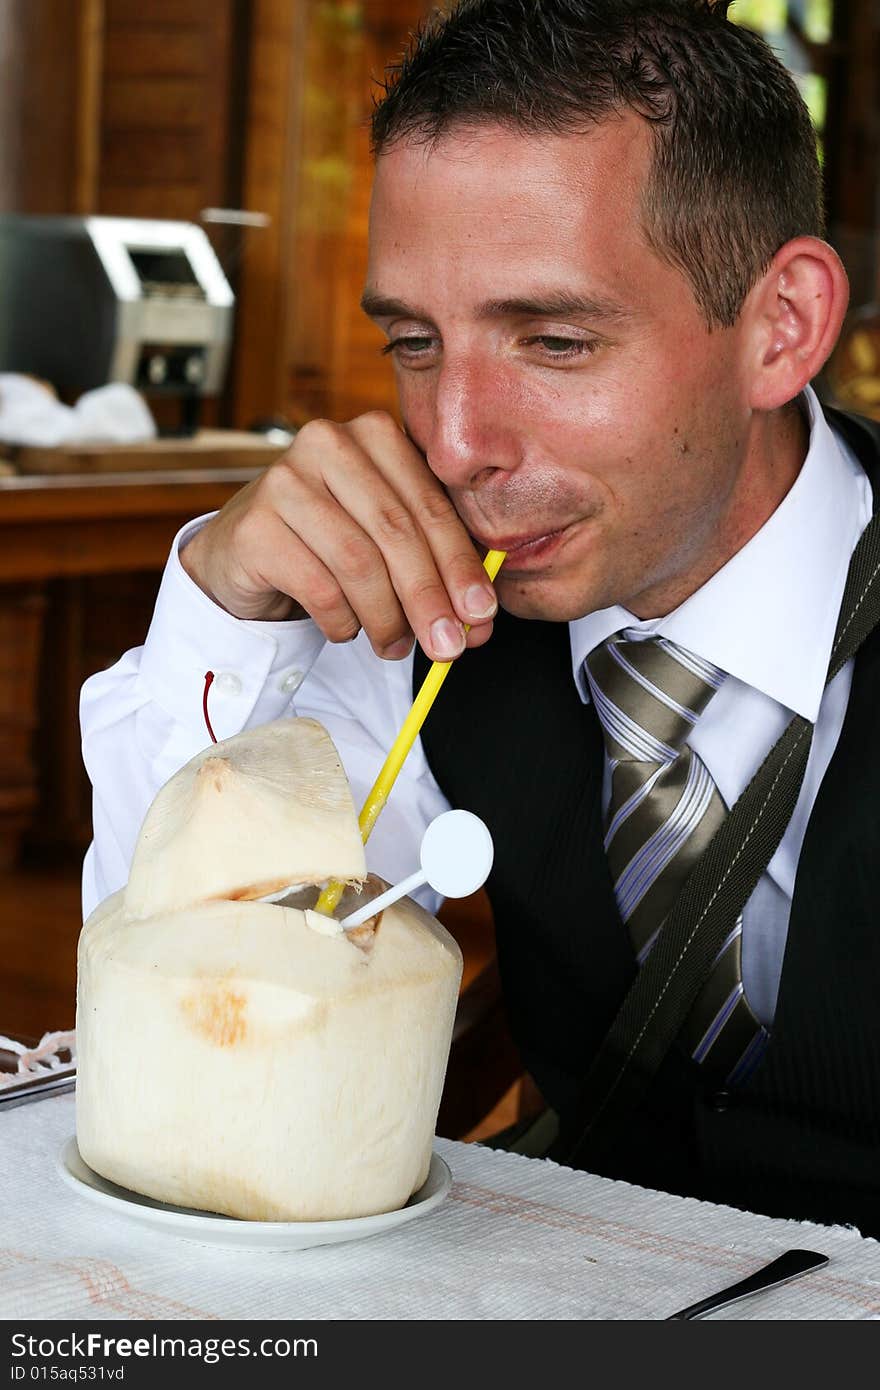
left=558, top=484, right=880, bottom=1168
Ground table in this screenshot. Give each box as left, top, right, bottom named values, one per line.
left=0, top=465, right=262, bottom=585
left=4, top=1093, right=880, bottom=1321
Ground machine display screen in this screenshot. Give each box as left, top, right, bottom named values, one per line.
left=127, top=248, right=205, bottom=299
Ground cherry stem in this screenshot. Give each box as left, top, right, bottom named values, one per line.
left=202, top=671, right=218, bottom=743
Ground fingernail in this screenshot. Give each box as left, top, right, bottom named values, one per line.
left=464, top=583, right=497, bottom=620
left=382, top=635, right=414, bottom=660
left=430, top=617, right=466, bottom=659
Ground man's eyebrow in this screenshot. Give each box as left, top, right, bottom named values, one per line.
left=359, top=287, right=632, bottom=323
left=476, top=291, right=632, bottom=322
left=360, top=291, right=432, bottom=320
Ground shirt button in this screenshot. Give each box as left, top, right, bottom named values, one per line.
left=711, top=1090, right=731, bottom=1113
left=213, top=671, right=242, bottom=697
left=279, top=668, right=304, bottom=695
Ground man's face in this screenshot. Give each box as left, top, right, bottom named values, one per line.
left=365, top=117, right=761, bottom=621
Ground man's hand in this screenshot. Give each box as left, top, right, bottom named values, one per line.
left=180, top=412, right=498, bottom=661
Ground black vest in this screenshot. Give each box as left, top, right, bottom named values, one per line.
left=415, top=407, right=880, bottom=1235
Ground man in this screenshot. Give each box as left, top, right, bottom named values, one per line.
left=81, top=0, right=880, bottom=1232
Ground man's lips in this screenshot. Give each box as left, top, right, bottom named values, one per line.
left=469, top=524, right=574, bottom=561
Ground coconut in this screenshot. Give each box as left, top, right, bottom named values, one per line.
left=76, top=717, right=463, bottom=1222
left=124, top=717, right=368, bottom=919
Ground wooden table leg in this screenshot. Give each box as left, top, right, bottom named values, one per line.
left=0, top=584, right=47, bottom=869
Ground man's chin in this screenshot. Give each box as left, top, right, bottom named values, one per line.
left=497, top=576, right=596, bottom=623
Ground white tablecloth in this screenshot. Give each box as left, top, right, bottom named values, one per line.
left=3, top=1093, right=880, bottom=1320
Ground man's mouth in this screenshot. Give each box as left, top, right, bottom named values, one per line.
left=468, top=524, right=576, bottom=569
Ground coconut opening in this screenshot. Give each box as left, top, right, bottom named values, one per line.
left=270, top=874, right=387, bottom=953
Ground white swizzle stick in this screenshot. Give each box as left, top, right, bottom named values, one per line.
left=339, top=809, right=494, bottom=930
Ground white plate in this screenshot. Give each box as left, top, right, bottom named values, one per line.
left=56, top=1137, right=451, bottom=1251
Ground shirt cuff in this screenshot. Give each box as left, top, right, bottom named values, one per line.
left=138, top=514, right=327, bottom=741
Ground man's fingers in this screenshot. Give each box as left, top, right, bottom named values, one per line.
left=324, top=475, right=467, bottom=659
left=237, top=509, right=363, bottom=642
left=303, top=425, right=488, bottom=660
left=411, top=484, right=499, bottom=626
left=463, top=618, right=495, bottom=650
left=261, top=468, right=417, bottom=657
left=346, top=414, right=500, bottom=629
left=186, top=413, right=500, bottom=662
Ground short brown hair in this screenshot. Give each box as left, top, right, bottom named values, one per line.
left=371, top=0, right=823, bottom=328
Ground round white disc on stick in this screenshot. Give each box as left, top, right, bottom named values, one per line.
left=419, top=809, right=494, bottom=898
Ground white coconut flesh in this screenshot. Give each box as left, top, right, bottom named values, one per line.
left=76, top=717, right=464, bottom=1222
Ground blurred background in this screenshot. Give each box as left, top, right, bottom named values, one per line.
left=0, top=0, right=878, bottom=1135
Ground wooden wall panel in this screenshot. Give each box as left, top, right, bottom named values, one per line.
left=0, top=0, right=85, bottom=213
left=311, top=0, right=439, bottom=423
left=230, top=0, right=303, bottom=428
left=102, top=28, right=207, bottom=75
left=282, top=1, right=374, bottom=423
left=100, top=130, right=205, bottom=187
left=97, top=0, right=238, bottom=219
left=105, top=0, right=217, bottom=25
left=102, top=78, right=208, bottom=130
left=95, top=0, right=250, bottom=427
left=234, top=0, right=438, bottom=429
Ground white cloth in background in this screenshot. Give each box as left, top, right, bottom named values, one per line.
left=0, top=374, right=156, bottom=447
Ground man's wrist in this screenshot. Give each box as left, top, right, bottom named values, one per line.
left=179, top=529, right=307, bottom=622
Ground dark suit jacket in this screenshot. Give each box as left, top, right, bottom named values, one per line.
left=414, top=406, right=880, bottom=1234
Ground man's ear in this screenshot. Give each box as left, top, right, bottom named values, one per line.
left=745, top=236, right=849, bottom=411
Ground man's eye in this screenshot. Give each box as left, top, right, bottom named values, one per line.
left=380, top=336, right=436, bottom=357
left=525, top=335, right=598, bottom=358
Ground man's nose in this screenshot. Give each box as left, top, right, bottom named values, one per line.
left=423, top=359, right=518, bottom=488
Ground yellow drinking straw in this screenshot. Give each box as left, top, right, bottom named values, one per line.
left=314, top=548, right=506, bottom=916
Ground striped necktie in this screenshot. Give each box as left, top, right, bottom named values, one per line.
left=584, top=633, right=769, bottom=1086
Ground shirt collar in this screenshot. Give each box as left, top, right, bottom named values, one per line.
left=569, top=386, right=872, bottom=721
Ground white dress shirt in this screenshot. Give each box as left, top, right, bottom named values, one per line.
left=80, top=385, right=871, bottom=1027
